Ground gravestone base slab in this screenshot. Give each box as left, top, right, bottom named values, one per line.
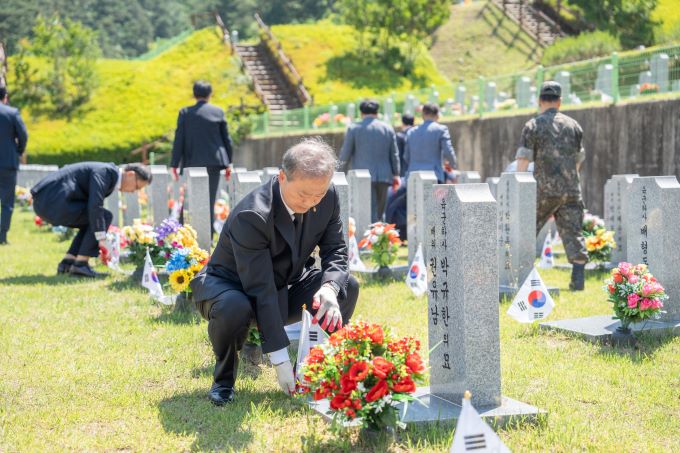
left=352, top=264, right=409, bottom=280
left=499, top=285, right=560, bottom=299
left=553, top=262, right=612, bottom=271
left=309, top=386, right=544, bottom=428
left=540, top=315, right=680, bottom=342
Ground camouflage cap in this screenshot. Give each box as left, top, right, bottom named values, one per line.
left=540, top=81, right=562, bottom=97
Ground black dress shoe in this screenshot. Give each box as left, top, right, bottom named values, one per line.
left=69, top=263, right=108, bottom=278
left=57, top=260, right=73, bottom=274
left=208, top=384, right=235, bottom=406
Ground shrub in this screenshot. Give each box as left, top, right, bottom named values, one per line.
left=12, top=28, right=260, bottom=165
left=542, top=31, right=621, bottom=66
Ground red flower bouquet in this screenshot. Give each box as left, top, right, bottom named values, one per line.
left=297, top=321, right=426, bottom=431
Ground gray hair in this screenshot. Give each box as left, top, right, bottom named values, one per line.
left=281, top=137, right=337, bottom=180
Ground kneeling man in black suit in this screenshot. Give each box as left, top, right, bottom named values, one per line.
left=32, top=162, right=151, bottom=278
left=191, top=138, right=359, bottom=405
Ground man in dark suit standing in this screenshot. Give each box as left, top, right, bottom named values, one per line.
left=339, top=100, right=400, bottom=222
left=171, top=81, right=233, bottom=235
left=0, top=87, right=28, bottom=245
left=395, top=113, right=414, bottom=180
left=32, top=162, right=152, bottom=278
left=191, top=138, right=360, bottom=406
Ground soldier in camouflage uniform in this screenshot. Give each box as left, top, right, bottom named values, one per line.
left=516, top=81, right=588, bottom=290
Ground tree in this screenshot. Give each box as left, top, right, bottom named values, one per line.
left=11, top=16, right=101, bottom=120
left=338, top=0, right=450, bottom=71
left=569, top=0, right=658, bottom=48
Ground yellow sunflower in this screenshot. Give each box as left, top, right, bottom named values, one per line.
left=169, top=269, right=192, bottom=293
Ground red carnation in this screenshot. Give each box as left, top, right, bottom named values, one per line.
left=349, top=361, right=370, bottom=381
left=372, top=357, right=395, bottom=380
left=405, top=353, right=425, bottom=374
left=365, top=379, right=389, bottom=402
left=307, top=348, right=325, bottom=364
left=330, top=393, right=350, bottom=410
left=613, top=273, right=623, bottom=284
left=313, top=387, right=328, bottom=401
left=367, top=325, right=384, bottom=344
left=391, top=376, right=416, bottom=393
left=340, top=373, right=357, bottom=393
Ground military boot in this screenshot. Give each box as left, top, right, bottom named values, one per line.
left=569, top=263, right=585, bottom=291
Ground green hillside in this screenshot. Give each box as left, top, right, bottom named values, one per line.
left=430, top=2, right=539, bottom=82
left=16, top=28, right=259, bottom=165
left=271, top=20, right=450, bottom=105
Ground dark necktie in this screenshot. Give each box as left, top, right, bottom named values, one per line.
left=293, top=214, right=303, bottom=257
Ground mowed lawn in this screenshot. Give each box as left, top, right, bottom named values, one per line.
left=1, top=210, right=679, bottom=452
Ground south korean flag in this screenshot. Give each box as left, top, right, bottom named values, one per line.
left=295, top=308, right=328, bottom=383
left=451, top=392, right=510, bottom=452
left=348, top=233, right=366, bottom=272
left=507, top=268, right=554, bottom=323
left=405, top=243, right=428, bottom=297
left=537, top=231, right=554, bottom=269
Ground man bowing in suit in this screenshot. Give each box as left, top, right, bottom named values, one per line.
left=31, top=162, right=152, bottom=278
left=191, top=138, right=360, bottom=406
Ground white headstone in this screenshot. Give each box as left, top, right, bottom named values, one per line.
left=626, top=176, right=680, bottom=321
left=332, top=172, right=350, bottom=247
left=149, top=165, right=169, bottom=225
left=604, top=174, right=638, bottom=265
left=185, top=167, right=211, bottom=251
left=407, top=171, right=437, bottom=264
left=426, top=183, right=501, bottom=407
left=232, top=171, right=262, bottom=207
left=496, top=172, right=537, bottom=288
left=347, top=169, right=371, bottom=241
left=650, top=53, right=669, bottom=92
left=515, top=76, right=531, bottom=108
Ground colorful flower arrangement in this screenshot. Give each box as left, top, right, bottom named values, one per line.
left=213, top=199, right=230, bottom=235
left=166, top=246, right=209, bottom=293
left=313, top=112, right=350, bottom=128
left=639, top=83, right=659, bottom=95
left=604, top=262, right=666, bottom=331
left=122, top=220, right=157, bottom=266
left=297, top=321, right=426, bottom=431
left=357, top=222, right=402, bottom=268
left=582, top=212, right=616, bottom=263
left=15, top=186, right=32, bottom=209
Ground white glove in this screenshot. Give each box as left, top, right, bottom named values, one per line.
left=273, top=360, right=296, bottom=395
left=312, top=284, right=342, bottom=332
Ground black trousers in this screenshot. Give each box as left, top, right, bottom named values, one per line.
left=371, top=182, right=391, bottom=223
left=33, top=191, right=113, bottom=257
left=197, top=269, right=360, bottom=388
left=207, top=166, right=222, bottom=237
left=0, top=169, right=17, bottom=241
left=65, top=208, right=113, bottom=257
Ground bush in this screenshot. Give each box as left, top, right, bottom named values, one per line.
left=271, top=21, right=449, bottom=105
left=542, top=31, right=621, bottom=65
left=12, top=28, right=260, bottom=165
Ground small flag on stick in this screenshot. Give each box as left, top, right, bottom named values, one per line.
left=507, top=268, right=555, bottom=323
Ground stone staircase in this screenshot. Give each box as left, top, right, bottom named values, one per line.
left=236, top=43, right=303, bottom=113
left=492, top=0, right=568, bottom=47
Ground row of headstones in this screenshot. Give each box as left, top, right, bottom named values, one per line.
left=16, top=164, right=59, bottom=188
left=597, top=53, right=672, bottom=100
left=403, top=172, right=680, bottom=408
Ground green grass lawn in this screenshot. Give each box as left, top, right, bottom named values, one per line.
left=1, top=209, right=679, bottom=452
left=430, top=2, right=539, bottom=82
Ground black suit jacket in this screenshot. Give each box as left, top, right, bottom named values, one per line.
left=31, top=162, right=118, bottom=234
left=190, top=177, right=349, bottom=353
left=0, top=103, right=28, bottom=170
left=170, top=101, right=233, bottom=170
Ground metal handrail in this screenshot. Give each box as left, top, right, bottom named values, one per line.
left=254, top=12, right=311, bottom=105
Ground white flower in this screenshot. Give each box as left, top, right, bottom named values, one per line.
left=357, top=382, right=366, bottom=392
left=374, top=226, right=384, bottom=235
left=369, top=236, right=379, bottom=244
